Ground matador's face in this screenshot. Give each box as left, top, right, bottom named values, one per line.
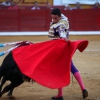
left=51, top=14, right=61, bottom=24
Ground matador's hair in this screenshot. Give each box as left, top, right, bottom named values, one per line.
left=51, top=8, right=61, bottom=17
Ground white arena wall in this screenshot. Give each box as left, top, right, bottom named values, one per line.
left=0, top=31, right=100, bottom=42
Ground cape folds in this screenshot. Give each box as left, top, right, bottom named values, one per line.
left=12, top=39, right=88, bottom=89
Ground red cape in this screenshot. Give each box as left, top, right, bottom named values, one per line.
left=12, top=39, right=88, bottom=89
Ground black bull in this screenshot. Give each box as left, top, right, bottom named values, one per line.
left=0, top=52, right=31, bottom=98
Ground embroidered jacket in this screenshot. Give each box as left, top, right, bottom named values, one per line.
left=48, top=14, right=69, bottom=39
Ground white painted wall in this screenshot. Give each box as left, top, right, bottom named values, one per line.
left=0, top=31, right=100, bottom=35
left=53, top=0, right=63, bottom=5
left=53, top=0, right=100, bottom=5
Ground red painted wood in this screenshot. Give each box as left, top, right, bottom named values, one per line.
left=0, top=9, right=99, bottom=32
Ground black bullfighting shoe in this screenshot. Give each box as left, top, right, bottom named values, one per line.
left=82, top=89, right=88, bottom=99
left=52, top=96, right=63, bottom=100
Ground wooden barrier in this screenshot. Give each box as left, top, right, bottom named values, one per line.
left=19, top=10, right=46, bottom=31
left=0, top=9, right=100, bottom=32
left=0, top=10, right=19, bottom=31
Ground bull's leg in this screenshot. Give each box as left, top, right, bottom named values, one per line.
left=0, top=81, right=23, bottom=97
left=0, top=66, right=4, bottom=81
left=0, top=83, right=12, bottom=97
left=0, top=78, right=15, bottom=97
left=7, top=88, right=14, bottom=96
left=7, top=88, right=15, bottom=100
left=0, top=76, right=6, bottom=92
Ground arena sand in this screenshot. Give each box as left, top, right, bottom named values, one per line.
left=0, top=40, right=100, bottom=100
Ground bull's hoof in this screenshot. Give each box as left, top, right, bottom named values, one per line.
left=8, top=95, right=15, bottom=100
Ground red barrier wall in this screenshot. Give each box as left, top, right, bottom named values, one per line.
left=0, top=10, right=19, bottom=31
left=0, top=9, right=100, bottom=32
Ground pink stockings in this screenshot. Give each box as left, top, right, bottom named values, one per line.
left=55, top=71, right=85, bottom=98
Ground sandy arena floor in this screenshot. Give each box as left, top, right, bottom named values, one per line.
left=0, top=40, right=100, bottom=100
